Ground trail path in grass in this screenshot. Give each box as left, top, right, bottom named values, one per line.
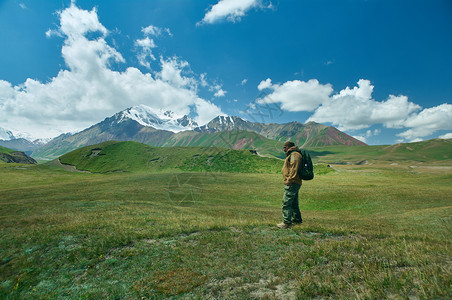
left=48, top=159, right=91, bottom=173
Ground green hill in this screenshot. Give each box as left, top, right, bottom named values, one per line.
left=58, top=141, right=285, bottom=174
left=307, top=138, right=452, bottom=164
left=0, top=145, right=15, bottom=155
left=162, top=130, right=285, bottom=158
left=0, top=145, right=37, bottom=164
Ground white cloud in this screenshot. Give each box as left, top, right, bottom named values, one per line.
left=58, top=4, right=108, bottom=41
left=257, top=78, right=273, bottom=90
left=365, top=129, right=381, bottom=138
left=307, top=80, right=421, bottom=130
left=397, top=103, right=452, bottom=140
left=194, top=98, right=226, bottom=125
left=257, top=79, right=333, bottom=112
left=439, top=132, right=452, bottom=139
left=157, top=57, right=196, bottom=89
left=214, top=89, right=227, bottom=97
left=135, top=37, right=157, bottom=68
left=142, top=25, right=172, bottom=37
left=353, top=135, right=367, bottom=143
left=334, top=79, right=373, bottom=100
left=200, top=73, right=209, bottom=87
left=254, top=77, right=450, bottom=141
left=199, top=74, right=227, bottom=98
left=0, top=3, right=223, bottom=139
left=411, top=138, right=424, bottom=142
left=19, top=3, right=27, bottom=9
left=134, top=25, right=172, bottom=69
left=241, top=78, right=248, bottom=86
left=198, top=0, right=269, bottom=25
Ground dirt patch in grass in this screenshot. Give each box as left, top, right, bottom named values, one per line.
left=47, top=159, right=91, bottom=173
left=205, top=276, right=297, bottom=300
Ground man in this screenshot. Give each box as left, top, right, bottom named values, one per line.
left=277, top=141, right=303, bottom=229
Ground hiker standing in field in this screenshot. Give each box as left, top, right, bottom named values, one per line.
left=277, top=141, right=303, bottom=229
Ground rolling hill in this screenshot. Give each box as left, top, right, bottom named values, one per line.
left=307, top=138, right=452, bottom=165
left=58, top=141, right=285, bottom=174
left=0, top=146, right=37, bottom=164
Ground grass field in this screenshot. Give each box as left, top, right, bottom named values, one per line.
left=1, top=160, right=451, bottom=298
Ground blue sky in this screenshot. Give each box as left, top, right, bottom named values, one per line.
left=0, top=0, right=451, bottom=144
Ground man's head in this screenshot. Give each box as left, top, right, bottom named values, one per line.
left=283, top=141, right=295, bottom=154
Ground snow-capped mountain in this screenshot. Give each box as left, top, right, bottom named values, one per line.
left=195, top=116, right=256, bottom=133
left=0, top=127, right=15, bottom=140
left=31, top=104, right=366, bottom=160
left=117, top=105, right=198, bottom=132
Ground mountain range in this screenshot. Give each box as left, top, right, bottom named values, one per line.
left=1, top=104, right=366, bottom=160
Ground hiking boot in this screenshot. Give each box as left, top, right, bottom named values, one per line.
left=293, top=219, right=303, bottom=224
left=276, top=222, right=292, bottom=229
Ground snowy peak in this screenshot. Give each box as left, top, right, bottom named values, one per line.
left=195, top=115, right=251, bottom=133
left=116, top=105, right=198, bottom=133
left=0, top=127, right=15, bottom=140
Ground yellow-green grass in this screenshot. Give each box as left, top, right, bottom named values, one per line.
left=0, top=146, right=16, bottom=155
left=59, top=141, right=285, bottom=174
left=0, top=162, right=451, bottom=298
left=307, top=138, right=452, bottom=165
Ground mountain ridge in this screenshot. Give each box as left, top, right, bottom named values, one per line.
left=16, top=105, right=365, bottom=160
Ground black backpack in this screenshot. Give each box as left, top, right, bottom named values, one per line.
left=289, top=149, right=314, bottom=180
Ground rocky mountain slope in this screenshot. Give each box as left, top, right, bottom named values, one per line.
left=31, top=106, right=366, bottom=160
left=0, top=146, right=37, bottom=164
left=195, top=116, right=366, bottom=147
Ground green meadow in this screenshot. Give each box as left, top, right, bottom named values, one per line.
left=1, top=143, right=451, bottom=298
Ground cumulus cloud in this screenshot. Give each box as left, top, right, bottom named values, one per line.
left=254, top=77, right=450, bottom=141
left=157, top=57, right=197, bottom=89
left=135, top=37, right=157, bottom=68
left=439, top=132, right=452, bottom=139
left=198, top=0, right=270, bottom=25
left=257, top=79, right=333, bottom=112
left=194, top=98, right=226, bottom=124
left=307, top=80, right=421, bottom=131
left=257, top=78, right=273, bottom=90
left=397, top=104, right=452, bottom=141
left=134, top=25, right=172, bottom=69
left=214, top=89, right=227, bottom=97
left=0, top=3, right=223, bottom=139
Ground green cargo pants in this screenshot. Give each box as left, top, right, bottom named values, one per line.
left=282, top=183, right=302, bottom=224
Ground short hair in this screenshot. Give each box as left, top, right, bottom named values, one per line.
left=283, top=141, right=295, bottom=148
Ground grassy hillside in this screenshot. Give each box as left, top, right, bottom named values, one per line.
left=0, top=161, right=450, bottom=298
left=0, top=145, right=37, bottom=164
left=163, top=130, right=285, bottom=158
left=59, top=141, right=285, bottom=174
left=306, top=138, right=452, bottom=165
left=0, top=145, right=15, bottom=155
